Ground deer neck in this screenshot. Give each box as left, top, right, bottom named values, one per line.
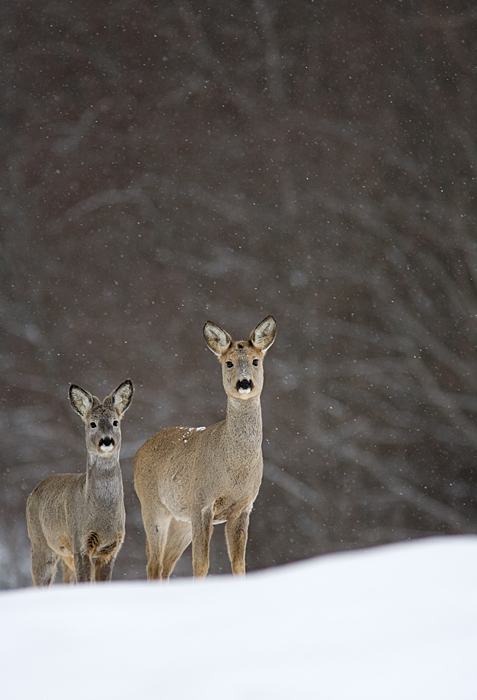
left=85, top=452, right=123, bottom=504
left=224, top=395, right=263, bottom=454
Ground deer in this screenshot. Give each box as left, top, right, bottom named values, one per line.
left=26, top=379, right=134, bottom=586
left=134, top=315, right=277, bottom=580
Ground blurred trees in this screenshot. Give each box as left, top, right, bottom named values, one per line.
left=1, top=0, right=476, bottom=587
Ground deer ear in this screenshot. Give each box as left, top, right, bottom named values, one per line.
left=69, top=385, right=94, bottom=418
left=203, top=321, right=232, bottom=356
left=250, top=315, right=277, bottom=353
left=110, top=380, right=134, bottom=416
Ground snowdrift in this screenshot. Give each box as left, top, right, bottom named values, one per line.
left=1, top=536, right=476, bottom=700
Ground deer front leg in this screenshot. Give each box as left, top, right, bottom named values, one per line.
left=191, top=505, right=214, bottom=578
left=225, top=508, right=251, bottom=576
left=74, top=551, right=93, bottom=583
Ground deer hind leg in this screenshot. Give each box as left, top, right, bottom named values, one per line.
left=74, top=551, right=93, bottom=583
left=31, top=544, right=59, bottom=587
left=94, top=553, right=117, bottom=582
left=27, top=507, right=59, bottom=586
left=191, top=505, right=214, bottom=578
left=161, top=518, right=192, bottom=580
left=142, top=506, right=172, bottom=580
left=93, top=537, right=123, bottom=582
left=61, top=557, right=75, bottom=584
left=225, top=508, right=251, bottom=576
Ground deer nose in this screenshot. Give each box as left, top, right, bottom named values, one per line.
left=237, top=379, right=252, bottom=391
left=99, top=437, right=115, bottom=447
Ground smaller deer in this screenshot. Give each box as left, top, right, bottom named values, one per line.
left=26, top=380, right=134, bottom=586
left=134, top=315, right=277, bottom=579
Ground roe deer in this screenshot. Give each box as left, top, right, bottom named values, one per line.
left=134, top=315, right=277, bottom=579
left=26, top=380, right=134, bottom=585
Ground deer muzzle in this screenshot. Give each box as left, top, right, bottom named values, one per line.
left=99, top=436, right=115, bottom=452
left=237, top=378, right=253, bottom=394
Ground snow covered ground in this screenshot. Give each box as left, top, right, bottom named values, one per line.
left=1, top=536, right=476, bottom=700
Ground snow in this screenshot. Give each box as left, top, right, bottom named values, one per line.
left=1, top=536, right=476, bottom=700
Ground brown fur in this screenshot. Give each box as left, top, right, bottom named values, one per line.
left=26, top=380, right=133, bottom=585
left=134, top=316, right=277, bottom=579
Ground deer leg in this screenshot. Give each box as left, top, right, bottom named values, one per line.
left=94, top=553, right=118, bottom=582
left=142, top=506, right=172, bottom=580
left=74, top=551, right=93, bottom=583
left=225, top=508, right=251, bottom=576
left=161, top=519, right=192, bottom=580
left=191, top=505, right=214, bottom=578
left=31, top=545, right=59, bottom=586
left=61, top=557, right=75, bottom=584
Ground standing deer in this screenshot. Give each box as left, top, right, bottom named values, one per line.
left=26, top=380, right=134, bottom=585
left=134, top=315, right=277, bottom=579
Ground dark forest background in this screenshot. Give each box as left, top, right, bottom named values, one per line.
left=1, top=0, right=477, bottom=588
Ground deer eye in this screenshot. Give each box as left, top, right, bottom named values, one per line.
left=252, top=359, right=259, bottom=366
left=113, top=420, right=119, bottom=426
left=90, top=422, right=97, bottom=428
left=226, top=361, right=234, bottom=368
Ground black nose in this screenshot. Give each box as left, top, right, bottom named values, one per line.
left=99, top=437, right=114, bottom=447
left=237, top=379, right=251, bottom=391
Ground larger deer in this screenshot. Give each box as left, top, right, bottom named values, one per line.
left=134, top=315, right=277, bottom=579
left=26, top=380, right=134, bottom=585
